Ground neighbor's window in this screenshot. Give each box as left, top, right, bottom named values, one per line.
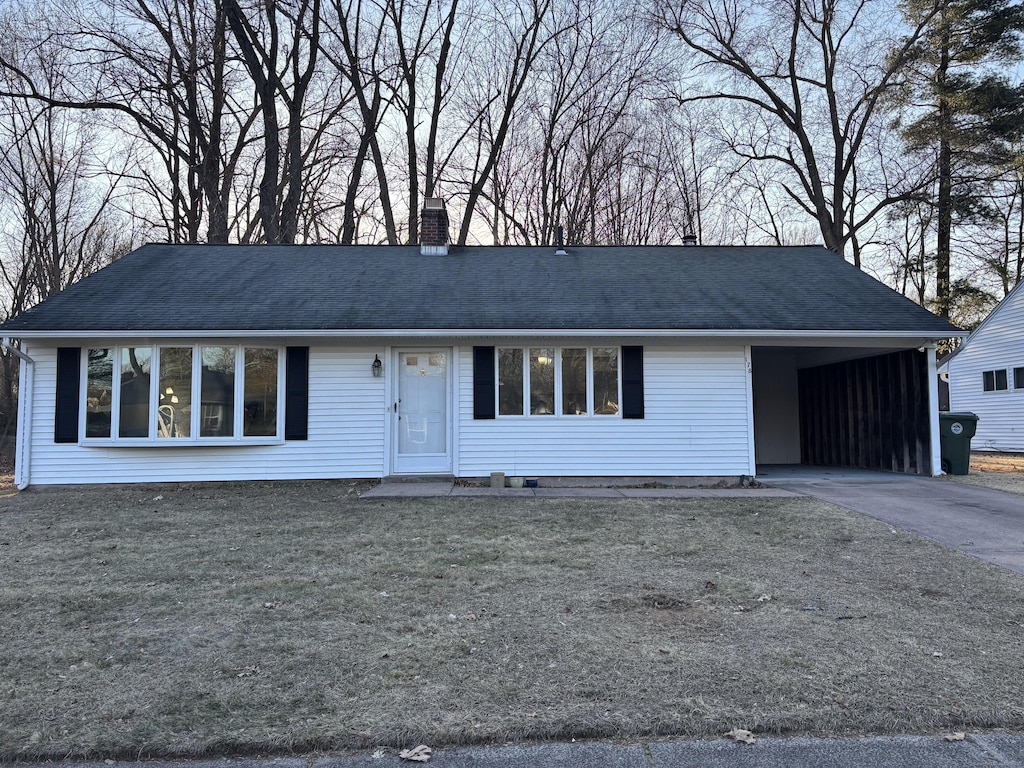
left=1014, top=367, right=1024, bottom=389
left=496, top=346, right=621, bottom=417
left=83, top=345, right=281, bottom=441
left=983, top=369, right=1008, bottom=392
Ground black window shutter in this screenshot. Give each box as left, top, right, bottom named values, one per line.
left=55, top=347, right=81, bottom=443
left=473, top=346, right=496, bottom=419
left=284, top=347, right=309, bottom=440
left=621, top=346, right=644, bottom=419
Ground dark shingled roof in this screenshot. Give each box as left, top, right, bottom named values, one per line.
left=0, top=243, right=958, bottom=334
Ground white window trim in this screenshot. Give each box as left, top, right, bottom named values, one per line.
left=495, top=345, right=621, bottom=418
left=81, top=344, right=285, bottom=445
left=983, top=368, right=1009, bottom=393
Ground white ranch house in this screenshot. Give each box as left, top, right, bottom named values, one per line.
left=0, top=201, right=960, bottom=488
left=942, top=280, right=1024, bottom=451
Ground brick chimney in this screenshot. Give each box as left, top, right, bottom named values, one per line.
left=420, top=197, right=449, bottom=255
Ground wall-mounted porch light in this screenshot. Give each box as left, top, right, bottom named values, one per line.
left=372, top=354, right=383, bottom=377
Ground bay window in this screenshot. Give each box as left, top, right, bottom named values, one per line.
left=83, top=344, right=282, bottom=441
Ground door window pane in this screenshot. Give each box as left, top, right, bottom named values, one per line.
left=530, top=348, right=555, bottom=415
left=201, top=346, right=235, bottom=437
left=593, top=347, right=619, bottom=415
left=119, top=347, right=152, bottom=437
left=561, top=348, right=587, bottom=415
left=158, top=347, right=193, bottom=437
left=86, top=349, right=113, bottom=438
left=498, top=348, right=524, bottom=416
left=244, top=348, right=279, bottom=436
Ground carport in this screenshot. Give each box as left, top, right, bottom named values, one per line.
left=751, top=342, right=942, bottom=476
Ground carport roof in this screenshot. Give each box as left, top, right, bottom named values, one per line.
left=0, top=243, right=960, bottom=336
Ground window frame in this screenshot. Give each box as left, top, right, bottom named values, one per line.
left=80, top=344, right=286, bottom=445
left=983, top=368, right=1008, bottom=393
left=1014, top=367, right=1024, bottom=390
left=494, top=345, right=622, bottom=418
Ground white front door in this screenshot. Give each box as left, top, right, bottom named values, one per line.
left=393, top=349, right=452, bottom=474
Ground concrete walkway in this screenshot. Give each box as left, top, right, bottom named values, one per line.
left=20, top=732, right=1024, bottom=767
left=360, top=481, right=799, bottom=500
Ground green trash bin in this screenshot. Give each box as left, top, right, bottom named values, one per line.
left=938, top=412, right=979, bottom=475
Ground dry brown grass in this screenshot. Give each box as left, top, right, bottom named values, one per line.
left=1, top=481, right=1022, bottom=761
left=946, top=452, right=1024, bottom=494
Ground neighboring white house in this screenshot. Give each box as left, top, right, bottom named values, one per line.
left=0, top=201, right=960, bottom=488
left=942, top=281, right=1024, bottom=451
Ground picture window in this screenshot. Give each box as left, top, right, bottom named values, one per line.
left=495, top=346, right=620, bottom=417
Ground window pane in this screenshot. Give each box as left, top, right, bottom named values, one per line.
left=498, top=348, right=523, bottom=416
left=244, top=348, right=279, bottom=436
left=996, top=369, right=1008, bottom=390
left=984, top=371, right=995, bottom=391
left=593, top=347, right=619, bottom=415
left=119, top=347, right=152, bottom=437
left=1015, top=367, right=1024, bottom=389
left=561, top=348, right=587, bottom=415
left=530, top=348, right=555, bottom=415
left=158, top=347, right=193, bottom=438
left=201, top=346, right=235, bottom=437
left=86, top=349, right=113, bottom=438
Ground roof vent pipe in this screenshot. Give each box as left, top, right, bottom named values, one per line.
left=554, top=224, right=567, bottom=256
left=682, top=233, right=698, bottom=246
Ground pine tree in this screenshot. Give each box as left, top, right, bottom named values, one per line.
left=899, top=0, right=1024, bottom=319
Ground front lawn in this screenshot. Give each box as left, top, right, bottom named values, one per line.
left=1, top=481, right=1022, bottom=760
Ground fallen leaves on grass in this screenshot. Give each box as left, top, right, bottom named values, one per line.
left=725, top=728, right=756, bottom=744
left=235, top=665, right=260, bottom=678
left=399, top=744, right=432, bottom=761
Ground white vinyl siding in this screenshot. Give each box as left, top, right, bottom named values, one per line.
left=948, top=284, right=1024, bottom=451
left=458, top=344, right=752, bottom=477
left=24, top=344, right=386, bottom=484
left=21, top=340, right=756, bottom=484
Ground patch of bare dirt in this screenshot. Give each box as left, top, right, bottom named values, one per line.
left=947, top=452, right=1024, bottom=495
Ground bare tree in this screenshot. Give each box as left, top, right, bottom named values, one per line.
left=0, top=0, right=259, bottom=243
left=223, top=0, right=326, bottom=243
left=446, top=0, right=559, bottom=245
left=659, top=0, right=941, bottom=263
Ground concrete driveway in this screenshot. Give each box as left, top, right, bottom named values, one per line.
left=760, top=466, right=1024, bottom=576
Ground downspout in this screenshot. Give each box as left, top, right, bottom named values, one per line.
left=925, top=344, right=942, bottom=476
left=2, top=337, right=35, bottom=490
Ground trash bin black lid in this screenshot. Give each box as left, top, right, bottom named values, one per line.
left=939, top=411, right=979, bottom=421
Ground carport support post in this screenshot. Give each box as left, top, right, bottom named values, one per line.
left=926, top=344, right=942, bottom=476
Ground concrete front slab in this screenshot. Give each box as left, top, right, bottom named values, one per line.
left=359, top=482, right=453, bottom=498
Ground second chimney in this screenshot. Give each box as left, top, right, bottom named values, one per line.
left=420, top=197, right=450, bottom=256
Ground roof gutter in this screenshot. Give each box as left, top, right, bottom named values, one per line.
left=2, top=337, right=34, bottom=490
left=0, top=328, right=968, bottom=340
